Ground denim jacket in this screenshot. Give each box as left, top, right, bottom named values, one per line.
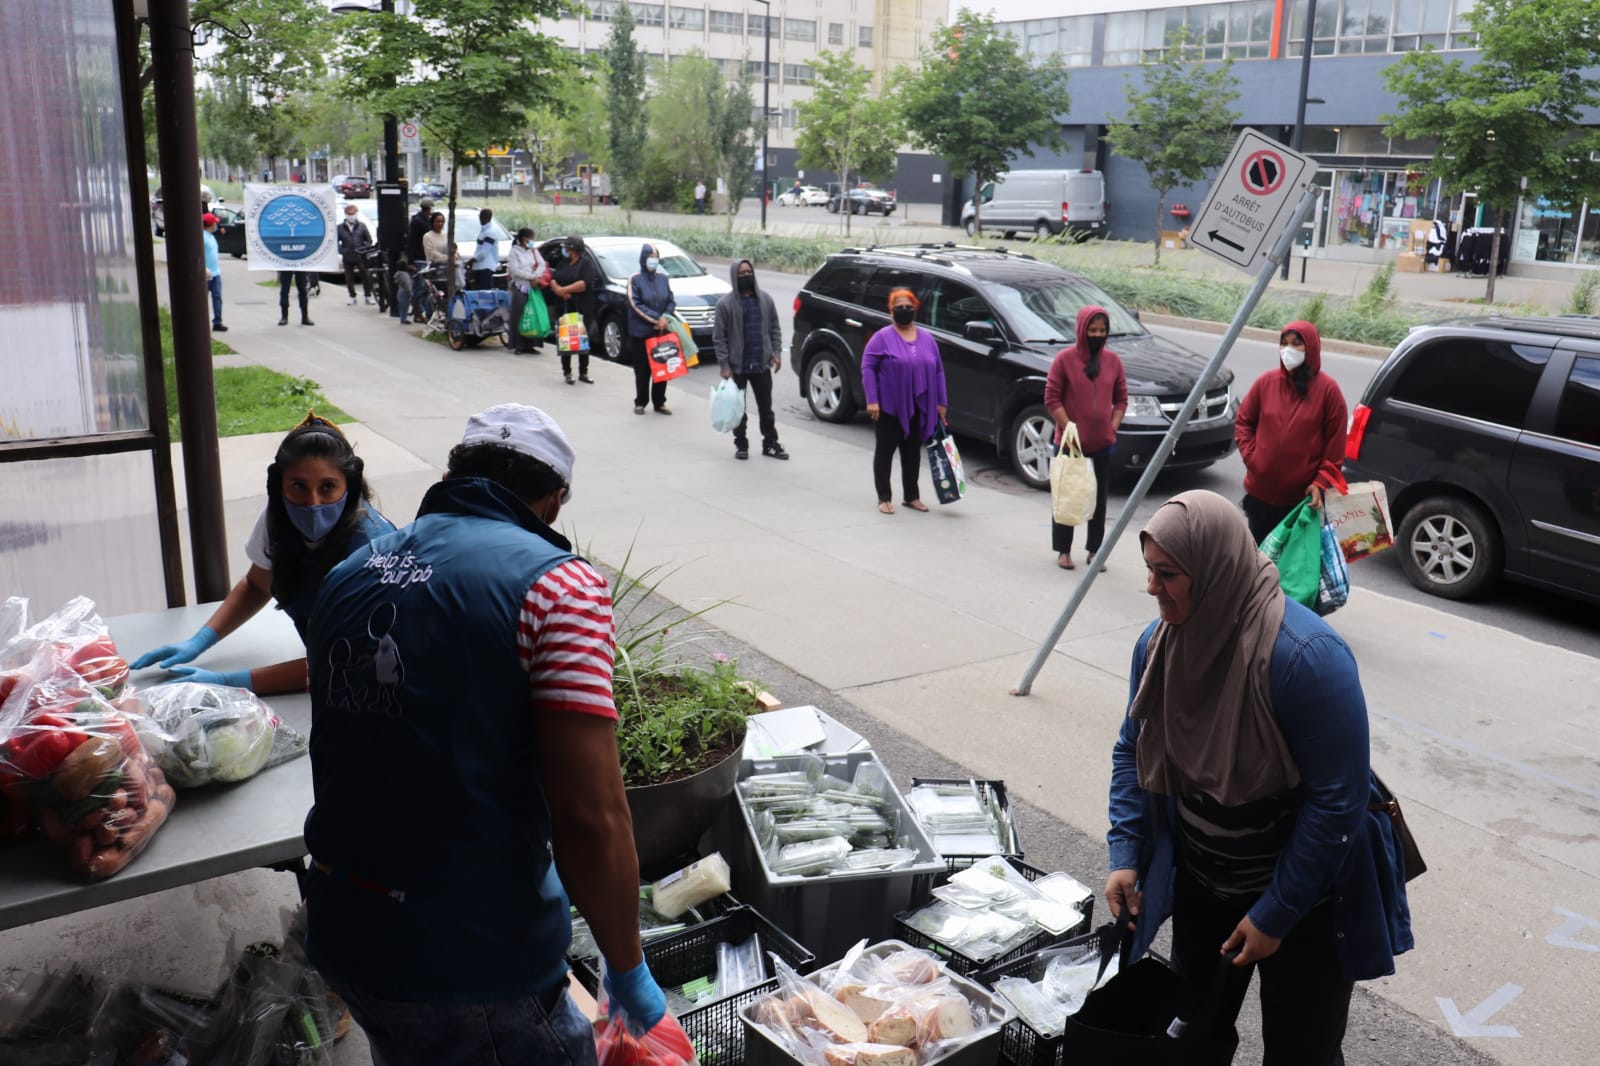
left=1108, top=598, right=1413, bottom=982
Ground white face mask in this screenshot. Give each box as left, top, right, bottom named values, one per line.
left=1280, top=346, right=1306, bottom=372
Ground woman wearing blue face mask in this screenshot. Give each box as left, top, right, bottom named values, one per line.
left=129, top=413, right=396, bottom=694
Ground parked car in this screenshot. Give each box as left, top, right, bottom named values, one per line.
left=151, top=184, right=216, bottom=237
left=331, top=174, right=372, bottom=198
left=1343, top=314, right=1600, bottom=604
left=778, top=185, right=828, bottom=207
left=962, top=168, right=1108, bottom=239
left=408, top=181, right=448, bottom=201
left=827, top=187, right=895, bottom=216
left=211, top=205, right=247, bottom=258
left=538, top=235, right=730, bottom=361
left=790, top=245, right=1236, bottom=490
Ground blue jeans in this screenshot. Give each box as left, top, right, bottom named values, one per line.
left=207, top=275, right=223, bottom=326
left=330, top=980, right=597, bottom=1066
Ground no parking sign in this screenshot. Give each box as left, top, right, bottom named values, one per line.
left=1187, top=130, right=1312, bottom=271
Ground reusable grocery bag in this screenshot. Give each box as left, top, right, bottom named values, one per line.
left=926, top=422, right=966, bottom=505
left=1323, top=480, right=1395, bottom=562
left=710, top=377, right=744, bottom=433
left=1317, top=510, right=1351, bottom=616
left=1059, top=916, right=1236, bottom=1066
left=664, top=313, right=700, bottom=367
left=558, top=310, right=589, bottom=353
left=646, top=332, right=688, bottom=384
left=518, top=290, right=550, bottom=338
left=1050, top=424, right=1096, bottom=526
left=1260, top=499, right=1324, bottom=610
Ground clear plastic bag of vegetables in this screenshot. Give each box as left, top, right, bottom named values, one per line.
left=0, top=596, right=129, bottom=702
left=0, top=689, right=174, bottom=881
left=181, top=941, right=335, bottom=1066
left=126, top=682, right=304, bottom=789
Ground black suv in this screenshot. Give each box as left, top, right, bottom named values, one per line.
left=790, top=245, right=1236, bottom=489
left=1344, top=315, right=1600, bottom=604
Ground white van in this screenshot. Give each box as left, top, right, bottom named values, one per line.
left=961, top=169, right=1108, bottom=239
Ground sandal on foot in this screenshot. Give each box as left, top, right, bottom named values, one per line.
left=878, top=501, right=895, bottom=515
left=903, top=500, right=930, bottom=512
left=1057, top=553, right=1076, bottom=570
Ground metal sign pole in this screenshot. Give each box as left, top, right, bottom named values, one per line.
left=1011, top=184, right=1322, bottom=697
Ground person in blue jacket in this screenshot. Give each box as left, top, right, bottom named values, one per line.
left=1106, top=489, right=1412, bottom=1065
left=627, top=241, right=676, bottom=415
left=128, top=413, right=395, bottom=695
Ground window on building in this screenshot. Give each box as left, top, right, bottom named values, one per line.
left=1516, top=197, right=1582, bottom=264
left=783, top=63, right=814, bottom=84
left=1184, top=3, right=1228, bottom=59
left=748, top=13, right=773, bottom=36
left=1104, top=11, right=1143, bottom=64
left=1286, top=0, right=1340, bottom=55
left=785, top=18, right=816, bottom=42
left=1291, top=0, right=1476, bottom=56
left=1388, top=338, right=1550, bottom=429
left=708, top=8, right=741, bottom=33
left=669, top=6, right=705, bottom=30
left=587, top=0, right=616, bottom=20
left=1577, top=202, right=1600, bottom=265
left=858, top=25, right=873, bottom=47
left=1301, top=127, right=1340, bottom=154
left=780, top=107, right=800, bottom=129
left=1391, top=0, right=1453, bottom=50
left=1024, top=18, right=1056, bottom=58
left=1554, top=357, right=1600, bottom=445
left=634, top=3, right=664, bottom=26
left=828, top=21, right=844, bottom=44
left=1059, top=16, right=1093, bottom=65
left=1338, top=127, right=1391, bottom=154
left=746, top=60, right=776, bottom=77
left=1226, top=1, right=1274, bottom=58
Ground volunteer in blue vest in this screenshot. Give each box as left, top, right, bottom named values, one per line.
left=128, top=413, right=394, bottom=694
left=301, top=404, right=666, bottom=1065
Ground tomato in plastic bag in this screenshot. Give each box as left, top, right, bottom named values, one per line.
left=595, top=1012, right=697, bottom=1066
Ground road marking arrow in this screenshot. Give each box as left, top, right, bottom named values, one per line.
left=1206, top=229, right=1245, bottom=253
left=1437, top=984, right=1523, bottom=1038
left=1547, top=906, right=1600, bottom=951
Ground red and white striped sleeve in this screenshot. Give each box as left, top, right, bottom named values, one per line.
left=517, top=558, right=618, bottom=720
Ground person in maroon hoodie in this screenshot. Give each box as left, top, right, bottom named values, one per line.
left=1235, top=320, right=1348, bottom=544
left=1045, top=306, right=1128, bottom=570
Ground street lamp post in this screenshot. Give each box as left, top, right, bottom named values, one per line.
left=751, top=0, right=772, bottom=230
left=1282, top=0, right=1318, bottom=280
left=332, top=0, right=404, bottom=262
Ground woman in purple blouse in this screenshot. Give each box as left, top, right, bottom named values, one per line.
left=862, top=287, right=948, bottom=514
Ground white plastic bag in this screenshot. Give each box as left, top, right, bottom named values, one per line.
left=1049, top=424, right=1096, bottom=526
left=127, top=682, right=296, bottom=787
left=710, top=378, right=745, bottom=434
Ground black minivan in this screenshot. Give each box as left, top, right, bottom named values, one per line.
left=790, top=245, right=1236, bottom=490
left=1344, top=315, right=1600, bottom=603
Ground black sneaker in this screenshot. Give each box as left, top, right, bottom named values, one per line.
left=278, top=314, right=288, bottom=326
left=735, top=447, right=749, bottom=460
left=762, top=444, right=790, bottom=460
left=212, top=323, right=228, bottom=332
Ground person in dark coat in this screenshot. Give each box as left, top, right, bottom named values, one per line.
left=337, top=203, right=376, bottom=305
left=712, top=258, right=787, bottom=460
left=406, top=197, right=434, bottom=265
left=626, top=242, right=676, bottom=415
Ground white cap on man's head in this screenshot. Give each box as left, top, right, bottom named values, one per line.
left=460, top=403, right=575, bottom=499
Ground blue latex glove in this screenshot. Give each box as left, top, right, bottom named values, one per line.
left=130, top=626, right=220, bottom=670
left=163, top=664, right=253, bottom=690
left=603, top=959, right=666, bottom=1035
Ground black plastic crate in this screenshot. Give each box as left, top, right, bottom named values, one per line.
left=891, top=858, right=1092, bottom=977
left=972, top=933, right=1126, bottom=1066
left=908, top=778, right=1023, bottom=872
left=577, top=905, right=814, bottom=1066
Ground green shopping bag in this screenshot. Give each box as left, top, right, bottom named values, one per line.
left=518, top=289, right=550, bottom=338
left=1260, top=499, right=1323, bottom=609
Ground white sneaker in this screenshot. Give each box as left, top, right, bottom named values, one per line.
left=347, top=296, right=357, bottom=305
left=364, top=296, right=374, bottom=305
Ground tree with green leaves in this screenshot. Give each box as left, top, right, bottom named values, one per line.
left=196, top=80, right=259, bottom=178
left=707, top=65, right=759, bottom=231
left=298, top=83, right=384, bottom=175
left=553, top=69, right=611, bottom=212
left=1383, top=0, right=1600, bottom=302
left=796, top=51, right=905, bottom=236
left=899, top=9, right=1071, bottom=237
left=1104, top=26, right=1240, bottom=265
left=338, top=0, right=574, bottom=299
left=646, top=53, right=722, bottom=201
left=192, top=0, right=331, bottom=177
left=604, top=2, right=650, bottom=215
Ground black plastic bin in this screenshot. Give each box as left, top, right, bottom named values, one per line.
left=971, top=933, right=1108, bottom=1066
left=576, top=905, right=814, bottom=1066
left=892, top=858, right=1092, bottom=977
left=908, top=778, right=1024, bottom=873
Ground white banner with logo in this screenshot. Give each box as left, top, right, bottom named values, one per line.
left=242, top=183, right=342, bottom=272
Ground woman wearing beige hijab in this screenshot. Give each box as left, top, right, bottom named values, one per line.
left=1104, top=490, right=1412, bottom=1065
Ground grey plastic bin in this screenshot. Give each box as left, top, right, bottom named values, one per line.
left=725, top=753, right=947, bottom=962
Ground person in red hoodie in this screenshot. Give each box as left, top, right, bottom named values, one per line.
left=1235, top=320, right=1348, bottom=544
left=1045, top=306, right=1128, bottom=570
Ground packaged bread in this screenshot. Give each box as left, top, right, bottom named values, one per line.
left=879, top=949, right=941, bottom=986
left=823, top=1043, right=919, bottom=1066
left=835, top=983, right=894, bottom=1025
left=800, top=987, right=869, bottom=1044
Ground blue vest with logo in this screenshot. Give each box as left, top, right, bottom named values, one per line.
left=302, top=477, right=578, bottom=1002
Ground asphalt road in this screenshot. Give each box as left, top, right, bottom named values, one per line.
left=727, top=266, right=1600, bottom=662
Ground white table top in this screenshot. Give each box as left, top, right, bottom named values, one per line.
left=0, top=604, right=311, bottom=931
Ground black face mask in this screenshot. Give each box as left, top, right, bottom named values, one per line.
left=737, top=275, right=755, bottom=293
left=892, top=306, right=916, bottom=326
left=1085, top=335, right=1107, bottom=355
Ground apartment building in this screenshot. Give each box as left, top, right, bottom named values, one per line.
left=994, top=0, right=1600, bottom=277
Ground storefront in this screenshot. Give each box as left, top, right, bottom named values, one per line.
left=1513, top=196, right=1600, bottom=268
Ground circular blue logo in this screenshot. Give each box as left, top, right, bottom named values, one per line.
left=257, top=194, right=327, bottom=261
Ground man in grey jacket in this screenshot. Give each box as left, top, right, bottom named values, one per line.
left=713, top=259, right=788, bottom=460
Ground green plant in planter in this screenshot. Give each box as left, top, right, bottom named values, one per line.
left=605, top=539, right=763, bottom=788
